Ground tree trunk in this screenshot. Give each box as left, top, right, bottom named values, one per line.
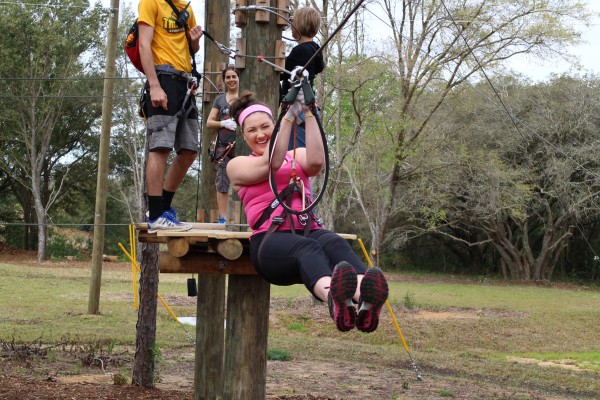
left=132, top=242, right=160, bottom=387
left=32, top=177, right=47, bottom=261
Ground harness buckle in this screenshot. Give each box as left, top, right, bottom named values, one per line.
left=270, top=198, right=280, bottom=209
left=298, top=214, right=308, bottom=226
left=272, top=216, right=286, bottom=225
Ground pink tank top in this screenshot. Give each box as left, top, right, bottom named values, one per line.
left=238, top=152, right=321, bottom=236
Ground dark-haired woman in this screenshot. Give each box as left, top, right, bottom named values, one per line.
left=206, top=65, right=239, bottom=223
left=226, top=91, right=389, bottom=333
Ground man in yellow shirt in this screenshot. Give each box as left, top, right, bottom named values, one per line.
left=138, top=0, right=203, bottom=231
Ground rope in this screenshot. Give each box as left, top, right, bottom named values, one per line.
left=357, top=239, right=423, bottom=381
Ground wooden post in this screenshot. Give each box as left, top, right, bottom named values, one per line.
left=88, top=0, right=120, bottom=314
left=274, top=40, right=286, bottom=72
left=210, top=209, right=219, bottom=223
left=237, top=0, right=282, bottom=133
left=200, top=0, right=230, bottom=229
left=196, top=208, right=205, bottom=222
left=194, top=2, right=229, bottom=398
left=223, top=275, right=270, bottom=399
left=194, top=275, right=226, bottom=399
left=220, top=5, right=281, bottom=397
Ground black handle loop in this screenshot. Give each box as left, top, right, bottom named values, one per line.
left=267, top=78, right=328, bottom=216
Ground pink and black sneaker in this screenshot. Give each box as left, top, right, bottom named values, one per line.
left=356, top=267, right=389, bottom=333
left=328, top=261, right=358, bottom=332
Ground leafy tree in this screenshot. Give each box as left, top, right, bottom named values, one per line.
left=409, top=74, right=600, bottom=280
left=346, top=0, right=591, bottom=262
left=0, top=1, right=107, bottom=260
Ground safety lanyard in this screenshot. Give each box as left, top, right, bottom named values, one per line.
left=267, top=77, right=329, bottom=216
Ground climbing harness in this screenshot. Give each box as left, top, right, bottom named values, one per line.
left=209, top=139, right=236, bottom=164
left=145, top=72, right=198, bottom=134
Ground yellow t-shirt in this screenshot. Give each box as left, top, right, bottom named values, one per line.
left=138, top=0, right=197, bottom=73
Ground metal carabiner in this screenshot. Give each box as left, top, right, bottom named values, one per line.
left=297, top=214, right=309, bottom=226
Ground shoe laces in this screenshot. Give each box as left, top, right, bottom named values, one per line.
left=163, top=211, right=182, bottom=226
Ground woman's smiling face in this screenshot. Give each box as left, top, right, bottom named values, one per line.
left=224, top=70, right=239, bottom=91
left=242, top=112, right=274, bottom=155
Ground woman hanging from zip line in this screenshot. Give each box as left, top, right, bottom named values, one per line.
left=226, top=90, right=389, bottom=332
left=206, top=65, right=240, bottom=223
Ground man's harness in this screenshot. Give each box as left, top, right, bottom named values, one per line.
left=144, top=65, right=198, bottom=134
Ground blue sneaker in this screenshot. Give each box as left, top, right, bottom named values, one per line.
left=147, top=210, right=192, bottom=232
left=164, top=207, right=178, bottom=219
left=217, top=217, right=226, bottom=224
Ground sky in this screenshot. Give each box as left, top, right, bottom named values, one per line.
left=107, top=0, right=600, bottom=81
left=506, top=0, right=600, bottom=80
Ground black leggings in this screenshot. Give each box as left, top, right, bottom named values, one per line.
left=250, top=229, right=367, bottom=297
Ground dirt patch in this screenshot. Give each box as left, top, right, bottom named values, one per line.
left=507, top=356, right=584, bottom=371
left=416, top=310, right=479, bottom=320
left=415, top=308, right=526, bottom=320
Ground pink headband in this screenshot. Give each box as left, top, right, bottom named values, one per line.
left=237, top=104, right=273, bottom=127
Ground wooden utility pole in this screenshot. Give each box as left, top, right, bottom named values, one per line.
left=198, top=1, right=230, bottom=221
left=193, top=0, right=230, bottom=398
left=227, top=2, right=285, bottom=399
left=88, top=0, right=119, bottom=314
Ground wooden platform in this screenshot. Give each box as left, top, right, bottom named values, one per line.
left=137, top=222, right=356, bottom=274
left=137, top=223, right=357, bottom=399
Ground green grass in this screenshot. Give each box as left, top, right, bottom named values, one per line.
left=1, top=261, right=600, bottom=398
left=0, top=263, right=195, bottom=346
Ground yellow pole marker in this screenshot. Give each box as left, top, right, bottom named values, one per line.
left=117, top=242, right=179, bottom=324
left=357, top=238, right=423, bottom=381
left=129, top=225, right=139, bottom=310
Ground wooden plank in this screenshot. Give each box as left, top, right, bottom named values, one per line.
left=159, top=252, right=257, bottom=275
left=223, top=276, right=270, bottom=399
left=234, top=0, right=247, bottom=27
left=136, top=222, right=227, bottom=231
left=255, top=0, right=269, bottom=22
left=140, top=226, right=355, bottom=241
left=156, top=229, right=252, bottom=240
left=274, top=40, right=286, bottom=72
left=203, top=61, right=212, bottom=103
left=276, top=0, right=290, bottom=26
left=137, top=231, right=167, bottom=243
